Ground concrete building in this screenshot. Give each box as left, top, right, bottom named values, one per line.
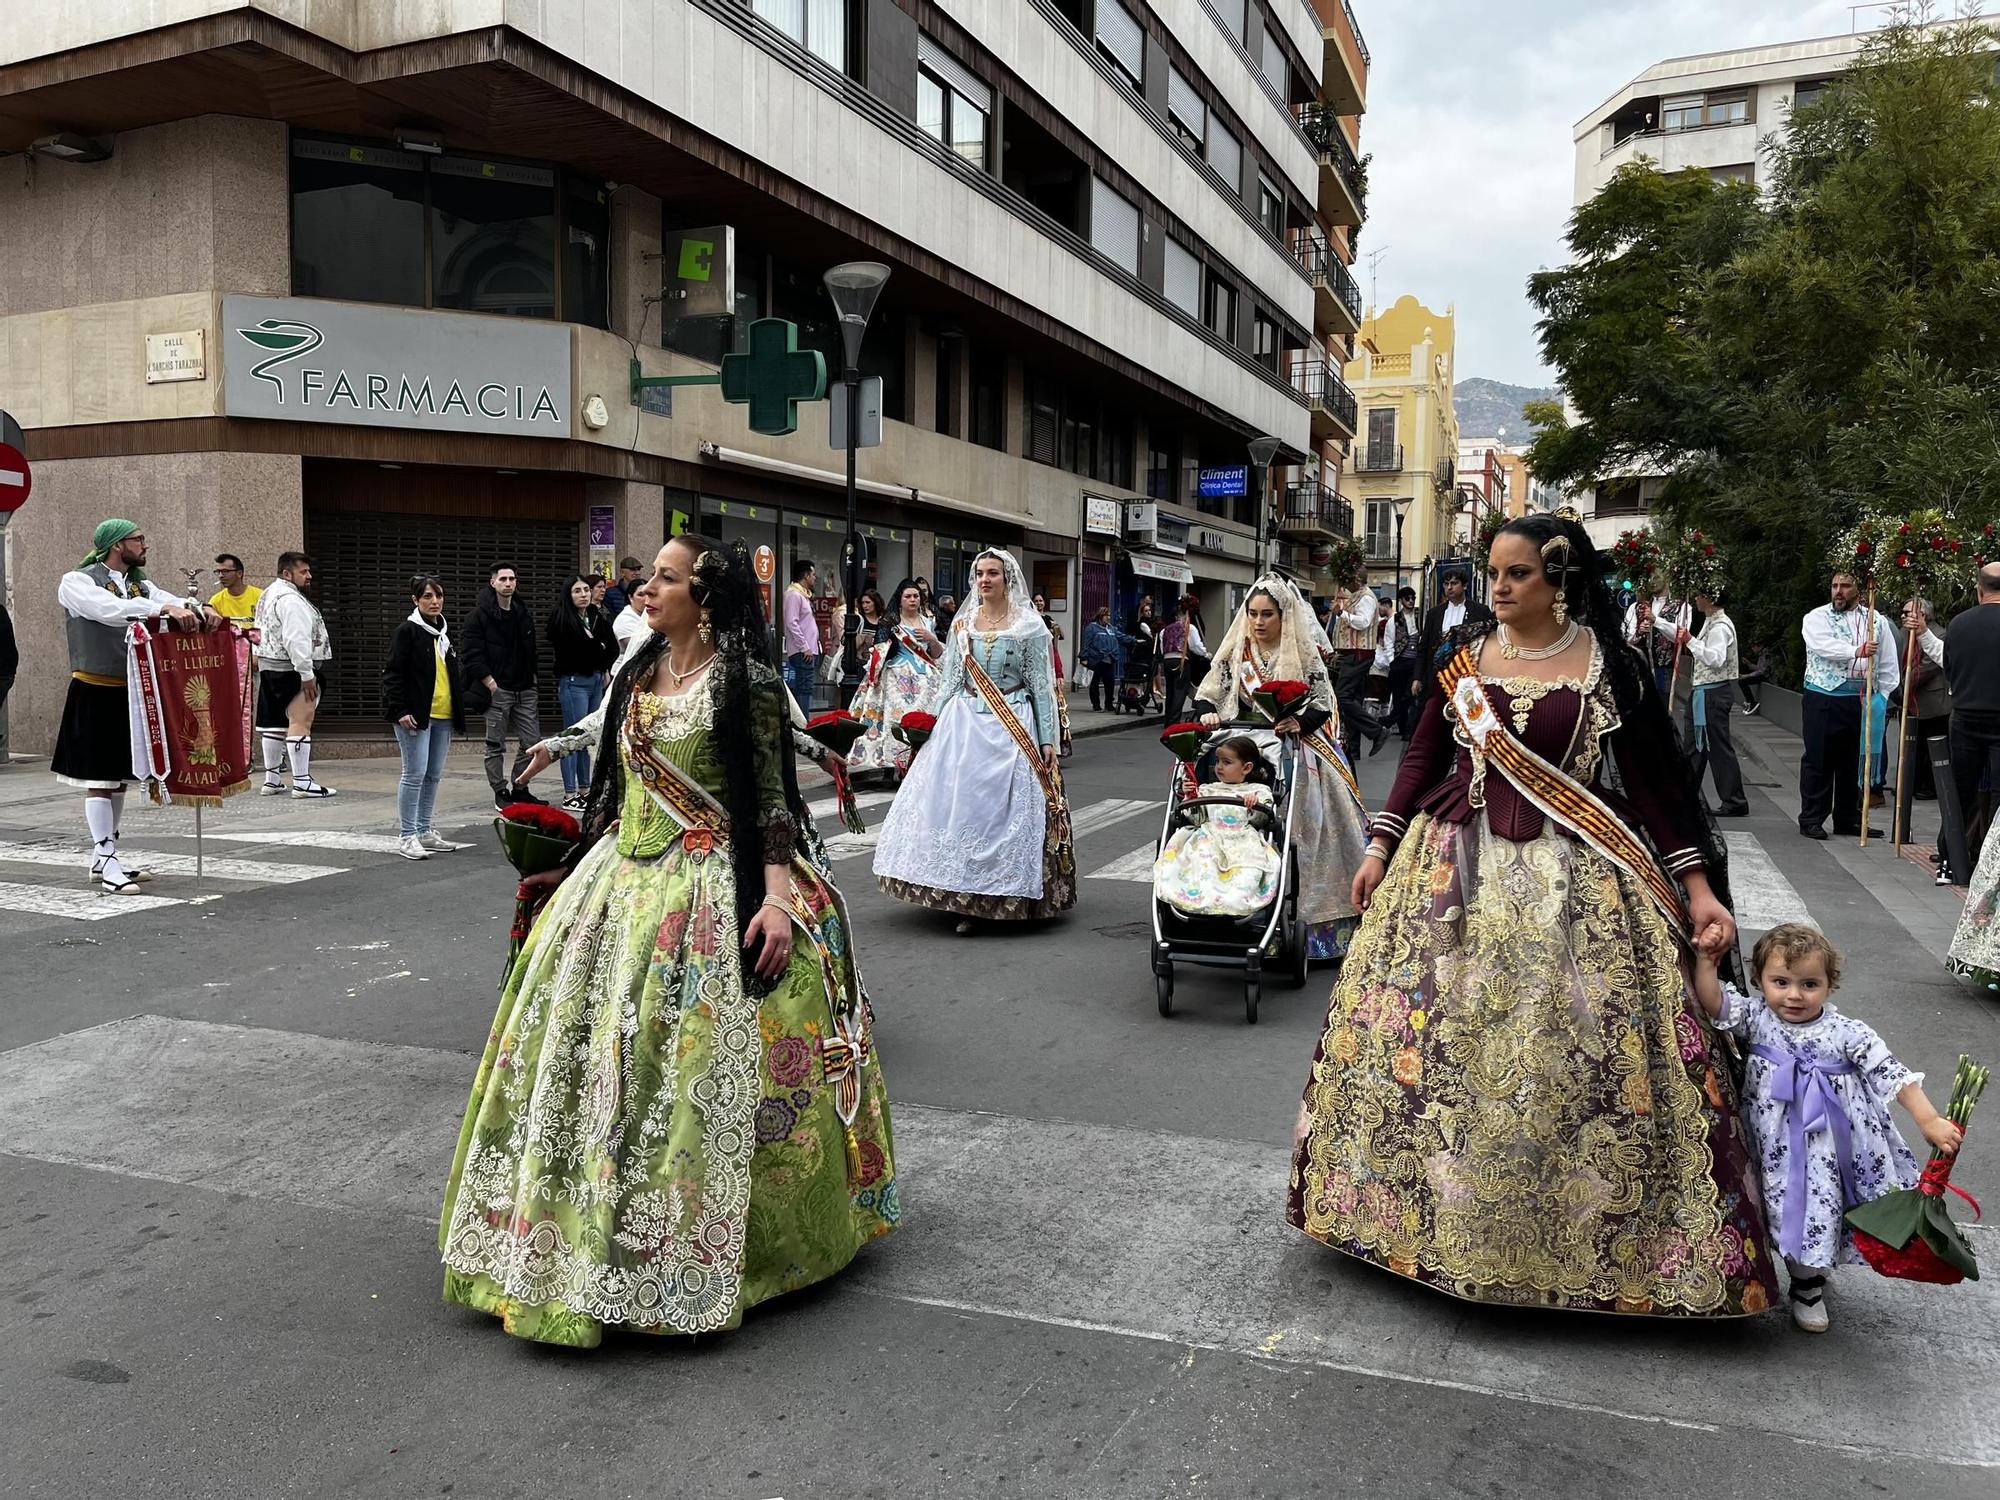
left=0, top=0, right=1371, bottom=750
left=1337, top=294, right=1457, bottom=599
left=1564, top=27, right=1872, bottom=548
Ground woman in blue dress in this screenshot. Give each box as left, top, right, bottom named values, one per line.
left=874, top=548, right=1075, bottom=931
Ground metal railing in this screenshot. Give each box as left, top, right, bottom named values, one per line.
left=1293, top=104, right=1367, bottom=212
left=1290, top=233, right=1364, bottom=325
left=1279, top=480, right=1357, bottom=539
left=1341, top=0, right=1371, bottom=64
left=1289, top=354, right=1359, bottom=434
left=1433, top=458, right=1455, bottom=492
left=1354, top=444, right=1402, bottom=474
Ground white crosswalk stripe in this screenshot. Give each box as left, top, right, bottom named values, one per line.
left=805, top=789, right=896, bottom=822
left=820, top=797, right=1157, bottom=861
left=0, top=879, right=186, bottom=921
left=1088, top=841, right=1161, bottom=881
left=208, top=830, right=433, bottom=854
left=0, top=840, right=349, bottom=885
left=1722, top=832, right=1815, bottom=931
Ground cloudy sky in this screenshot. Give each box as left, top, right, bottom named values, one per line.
left=1355, top=0, right=1870, bottom=387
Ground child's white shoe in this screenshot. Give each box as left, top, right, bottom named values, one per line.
left=1788, top=1271, right=1830, bottom=1333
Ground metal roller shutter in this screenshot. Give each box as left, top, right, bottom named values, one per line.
left=304, top=507, right=581, bottom=732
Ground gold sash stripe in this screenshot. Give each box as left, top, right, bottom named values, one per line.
left=963, top=652, right=1073, bottom=860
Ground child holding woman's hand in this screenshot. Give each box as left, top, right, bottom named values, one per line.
left=1691, top=921, right=1961, bottom=1332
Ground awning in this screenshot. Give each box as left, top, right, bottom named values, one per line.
left=1127, top=551, right=1194, bottom=586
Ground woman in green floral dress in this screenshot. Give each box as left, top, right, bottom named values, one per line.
left=439, top=536, right=897, bottom=1346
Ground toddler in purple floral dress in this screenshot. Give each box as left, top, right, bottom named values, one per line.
left=1692, top=923, right=1962, bottom=1332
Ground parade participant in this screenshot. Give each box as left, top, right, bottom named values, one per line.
left=1799, top=571, right=1900, bottom=841
left=1692, top=923, right=1960, bottom=1332
left=1660, top=585, right=1749, bottom=817
left=1289, top=515, right=1775, bottom=1317
left=440, top=535, right=898, bottom=1347
left=206, top=554, right=261, bottom=625
left=1325, top=565, right=1388, bottom=760
left=875, top=548, right=1074, bottom=932
left=1624, top=570, right=1687, bottom=703
left=1414, top=569, right=1491, bottom=710
left=1152, top=734, right=1281, bottom=918
left=381, top=574, right=467, bottom=861
left=1160, top=595, right=1208, bottom=725
left=1127, top=595, right=1159, bottom=711
left=252, top=551, right=336, bottom=798
left=1192, top=575, right=1368, bottom=961
left=53, top=519, right=215, bottom=893
left=1382, top=587, right=1420, bottom=738
left=847, top=579, right=944, bottom=779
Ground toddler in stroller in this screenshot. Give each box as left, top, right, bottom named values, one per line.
left=1153, top=735, right=1282, bottom=917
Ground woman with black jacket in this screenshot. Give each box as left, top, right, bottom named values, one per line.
left=381, top=574, right=468, bottom=860
left=548, top=576, right=621, bottom=809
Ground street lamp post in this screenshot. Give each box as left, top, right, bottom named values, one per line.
left=822, top=260, right=890, bottom=707
left=1392, top=493, right=1413, bottom=602
left=1247, top=434, right=1282, bottom=574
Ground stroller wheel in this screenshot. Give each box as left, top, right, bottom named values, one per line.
left=1156, top=968, right=1174, bottom=1017
left=1244, top=975, right=1260, bottom=1025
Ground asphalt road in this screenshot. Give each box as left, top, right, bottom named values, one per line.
left=1, top=709, right=1996, bottom=1499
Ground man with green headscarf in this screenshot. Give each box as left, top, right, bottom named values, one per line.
left=54, top=519, right=216, bottom=894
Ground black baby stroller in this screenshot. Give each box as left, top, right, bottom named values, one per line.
left=1151, top=725, right=1307, bottom=1024
left=1117, top=654, right=1156, bottom=715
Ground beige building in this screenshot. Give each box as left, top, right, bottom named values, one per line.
left=0, top=0, right=1376, bottom=751
left=1337, top=295, right=1458, bottom=597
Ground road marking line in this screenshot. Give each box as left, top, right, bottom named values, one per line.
left=1722, top=832, right=1815, bottom=931
left=1068, top=798, right=1156, bottom=838
left=207, top=831, right=427, bottom=855
left=0, top=879, right=183, bottom=921
left=805, top=790, right=896, bottom=821
left=0, top=841, right=347, bottom=885
left=1088, top=842, right=1160, bottom=881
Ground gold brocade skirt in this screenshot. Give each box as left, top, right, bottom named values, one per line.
left=1286, top=813, right=1777, bottom=1317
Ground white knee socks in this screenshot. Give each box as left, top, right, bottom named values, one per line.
left=84, top=795, right=127, bottom=884
left=260, top=729, right=286, bottom=783
left=287, top=735, right=313, bottom=788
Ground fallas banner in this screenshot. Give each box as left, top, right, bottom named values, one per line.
left=129, top=622, right=255, bottom=806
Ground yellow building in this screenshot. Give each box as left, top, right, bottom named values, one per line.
left=1337, top=296, right=1459, bottom=596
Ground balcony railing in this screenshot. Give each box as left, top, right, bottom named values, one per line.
left=1290, top=233, right=1364, bottom=327
left=1342, top=0, right=1371, bottom=64
left=1433, top=458, right=1456, bottom=493
left=1354, top=444, right=1402, bottom=474
left=1289, top=353, right=1360, bottom=435
left=1293, top=104, right=1367, bottom=214
left=1280, top=480, right=1356, bottom=539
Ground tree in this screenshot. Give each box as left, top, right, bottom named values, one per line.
left=1528, top=8, right=2000, bottom=671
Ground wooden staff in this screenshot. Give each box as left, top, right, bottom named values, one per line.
left=1891, top=612, right=1919, bottom=849
left=1859, top=586, right=1878, bottom=848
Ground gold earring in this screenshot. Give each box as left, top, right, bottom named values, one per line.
left=697, top=608, right=713, bottom=646
left=1552, top=590, right=1569, bottom=626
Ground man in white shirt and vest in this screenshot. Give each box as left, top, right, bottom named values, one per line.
left=1798, top=570, right=1900, bottom=840
left=1659, top=586, right=1748, bottom=817
left=53, top=518, right=218, bottom=893
left=1326, top=566, right=1388, bottom=760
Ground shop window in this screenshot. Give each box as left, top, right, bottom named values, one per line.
left=430, top=156, right=558, bottom=319
left=290, top=138, right=427, bottom=307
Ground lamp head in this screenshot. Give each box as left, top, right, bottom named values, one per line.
left=824, top=261, right=890, bottom=367
left=1247, top=435, right=1282, bottom=469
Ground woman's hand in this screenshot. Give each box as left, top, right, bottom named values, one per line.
left=1351, top=860, right=1386, bottom=911
left=1686, top=884, right=1735, bottom=958
left=396, top=713, right=419, bottom=731
left=520, top=743, right=554, bottom=784
left=1273, top=716, right=1301, bottom=737
left=1200, top=712, right=1220, bottom=728
left=743, top=903, right=793, bottom=981
left=518, top=868, right=565, bottom=893
left=1040, top=744, right=1057, bottom=770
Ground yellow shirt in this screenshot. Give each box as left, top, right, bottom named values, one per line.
left=209, top=585, right=261, bottom=623
left=429, top=637, right=453, bottom=720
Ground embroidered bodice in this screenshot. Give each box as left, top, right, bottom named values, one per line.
left=937, top=623, right=1059, bottom=746
left=615, top=668, right=796, bottom=863
left=1372, top=632, right=1704, bottom=874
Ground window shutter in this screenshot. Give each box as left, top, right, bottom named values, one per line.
left=1163, top=238, right=1201, bottom=318
left=1090, top=176, right=1140, bottom=277
left=1205, top=116, right=1242, bottom=193
left=1095, top=0, right=1145, bottom=85
left=1167, top=67, right=1205, bottom=139
left=919, top=35, right=991, bottom=114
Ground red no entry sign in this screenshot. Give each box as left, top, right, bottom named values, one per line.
left=0, top=442, right=29, bottom=513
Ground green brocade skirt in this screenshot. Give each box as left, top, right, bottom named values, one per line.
left=438, top=831, right=898, bottom=1347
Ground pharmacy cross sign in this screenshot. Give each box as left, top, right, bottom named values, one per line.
left=628, top=316, right=827, bottom=437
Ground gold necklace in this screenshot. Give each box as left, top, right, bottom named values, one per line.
left=665, top=649, right=716, bottom=687
left=1498, top=621, right=1579, bottom=660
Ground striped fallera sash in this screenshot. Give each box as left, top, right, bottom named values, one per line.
left=963, top=652, right=1073, bottom=862
left=624, top=704, right=731, bottom=842
left=1439, top=646, right=1689, bottom=939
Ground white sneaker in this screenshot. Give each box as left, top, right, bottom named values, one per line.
left=417, top=831, right=455, bottom=852
left=260, top=779, right=286, bottom=796
left=1788, top=1272, right=1830, bottom=1333
left=397, top=836, right=429, bottom=861
left=292, top=781, right=338, bottom=799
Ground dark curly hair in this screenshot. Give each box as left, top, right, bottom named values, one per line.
left=571, top=536, right=800, bottom=978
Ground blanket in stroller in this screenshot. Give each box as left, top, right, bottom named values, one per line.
left=1154, top=782, right=1281, bottom=917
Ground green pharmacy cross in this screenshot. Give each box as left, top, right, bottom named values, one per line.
left=629, top=316, right=827, bottom=437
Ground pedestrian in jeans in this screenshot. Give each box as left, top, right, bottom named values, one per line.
left=461, top=563, right=542, bottom=812
left=381, top=574, right=466, bottom=860
left=547, top=575, right=619, bottom=810
left=1080, top=607, right=1118, bottom=712
left=782, top=558, right=820, bottom=711
left=1161, top=594, right=1208, bottom=723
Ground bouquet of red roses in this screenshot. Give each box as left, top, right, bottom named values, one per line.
left=1845, top=1054, right=1986, bottom=1284
left=1160, top=721, right=1208, bottom=761
left=892, top=711, right=938, bottom=755
left=1251, top=679, right=1311, bottom=724
left=494, top=801, right=582, bottom=972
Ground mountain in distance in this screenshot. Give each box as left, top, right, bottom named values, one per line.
left=1455, top=377, right=1560, bottom=442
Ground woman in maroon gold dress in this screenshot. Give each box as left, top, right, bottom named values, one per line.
left=1288, top=515, right=1776, bottom=1317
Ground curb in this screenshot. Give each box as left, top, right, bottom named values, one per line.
left=1071, top=713, right=1164, bottom=740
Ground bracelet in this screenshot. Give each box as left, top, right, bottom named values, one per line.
left=760, top=895, right=791, bottom=914
left=1363, top=842, right=1391, bottom=864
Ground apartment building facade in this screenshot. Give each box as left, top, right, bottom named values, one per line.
left=0, top=0, right=1370, bottom=746
left=1336, top=295, right=1457, bottom=599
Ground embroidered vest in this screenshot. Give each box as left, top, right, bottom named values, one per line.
left=1804, top=607, right=1863, bottom=696
left=1691, top=614, right=1739, bottom=689
left=66, top=563, right=133, bottom=680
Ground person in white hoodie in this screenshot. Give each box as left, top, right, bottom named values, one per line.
left=252, top=551, right=336, bottom=798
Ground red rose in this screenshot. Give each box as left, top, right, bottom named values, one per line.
left=1856, top=541, right=1872, bottom=555
left=900, top=712, right=937, bottom=733
left=1704, top=545, right=1715, bottom=555
left=1899, top=523, right=1912, bottom=535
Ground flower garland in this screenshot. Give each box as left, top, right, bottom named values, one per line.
left=1608, top=528, right=1664, bottom=588
left=1828, top=512, right=1895, bottom=590
left=1659, top=526, right=1727, bottom=602
left=1321, top=535, right=1366, bottom=588
left=1880, top=508, right=1967, bottom=601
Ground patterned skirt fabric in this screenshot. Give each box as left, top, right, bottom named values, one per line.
left=1947, top=819, right=2000, bottom=989
left=848, top=649, right=936, bottom=776
left=439, top=835, right=898, bottom=1347
left=1287, top=813, right=1777, bottom=1317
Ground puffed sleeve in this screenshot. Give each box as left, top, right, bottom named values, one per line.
left=1714, top=981, right=1760, bottom=1037
left=933, top=625, right=968, bottom=706
left=1021, top=630, right=1058, bottom=746
left=752, top=677, right=797, bottom=866
left=1844, top=1016, right=1921, bottom=1105
left=1372, top=672, right=1453, bottom=848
